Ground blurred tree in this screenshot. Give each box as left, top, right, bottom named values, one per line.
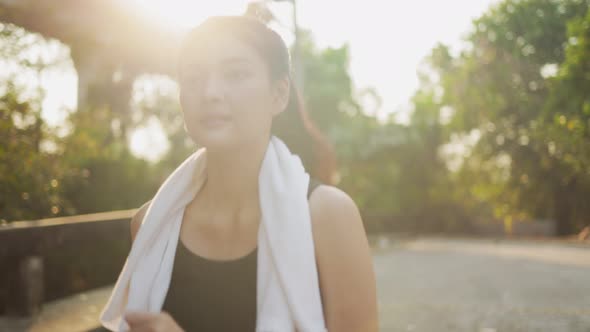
left=57, top=106, right=159, bottom=215
left=297, top=28, right=474, bottom=231
left=540, top=9, right=590, bottom=234
left=297, top=31, right=396, bottom=215
left=0, top=22, right=159, bottom=220
left=128, top=75, right=194, bottom=175
left=427, top=0, right=590, bottom=234
left=0, top=23, right=72, bottom=221
left=299, top=30, right=360, bottom=131
left=8, top=1, right=589, bottom=236
left=0, top=82, right=69, bottom=221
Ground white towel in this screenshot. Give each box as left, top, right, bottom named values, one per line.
left=100, top=136, right=327, bottom=332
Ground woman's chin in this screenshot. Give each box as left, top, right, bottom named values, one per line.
left=191, top=124, right=235, bottom=148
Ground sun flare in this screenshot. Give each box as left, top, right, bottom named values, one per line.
left=129, top=0, right=250, bottom=29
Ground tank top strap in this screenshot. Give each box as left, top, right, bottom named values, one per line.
left=307, top=177, right=323, bottom=199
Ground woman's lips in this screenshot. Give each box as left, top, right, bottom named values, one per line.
left=201, top=115, right=231, bottom=128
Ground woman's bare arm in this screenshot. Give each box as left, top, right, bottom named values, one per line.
left=130, top=200, right=152, bottom=243
left=309, top=185, right=379, bottom=332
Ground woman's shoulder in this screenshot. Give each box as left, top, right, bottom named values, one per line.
left=307, top=184, right=378, bottom=331
left=309, top=185, right=378, bottom=331
left=307, top=182, right=367, bottom=259
left=309, top=183, right=364, bottom=231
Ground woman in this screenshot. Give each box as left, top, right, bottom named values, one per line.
left=117, top=15, right=377, bottom=332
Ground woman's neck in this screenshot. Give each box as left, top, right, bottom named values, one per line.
left=200, top=137, right=269, bottom=219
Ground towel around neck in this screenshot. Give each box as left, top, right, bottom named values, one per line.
left=100, top=136, right=327, bottom=332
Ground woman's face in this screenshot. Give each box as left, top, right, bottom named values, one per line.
left=178, top=33, right=289, bottom=151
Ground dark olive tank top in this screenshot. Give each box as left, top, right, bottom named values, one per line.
left=160, top=178, right=322, bottom=332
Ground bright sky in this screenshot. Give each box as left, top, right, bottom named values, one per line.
left=37, top=0, right=500, bottom=160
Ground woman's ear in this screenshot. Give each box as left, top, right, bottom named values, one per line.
left=272, top=77, right=290, bottom=115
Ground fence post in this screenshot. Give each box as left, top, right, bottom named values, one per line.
left=5, top=256, right=44, bottom=316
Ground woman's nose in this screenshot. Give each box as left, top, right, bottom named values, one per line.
left=203, top=73, right=224, bottom=101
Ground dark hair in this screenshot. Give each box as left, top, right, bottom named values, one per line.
left=177, top=15, right=337, bottom=184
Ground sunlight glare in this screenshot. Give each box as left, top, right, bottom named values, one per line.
left=129, top=0, right=251, bottom=29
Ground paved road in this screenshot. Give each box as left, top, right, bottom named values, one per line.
left=2, top=236, right=589, bottom=332
left=374, top=236, right=590, bottom=331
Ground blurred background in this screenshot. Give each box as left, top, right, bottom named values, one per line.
left=1, top=0, right=589, bottom=331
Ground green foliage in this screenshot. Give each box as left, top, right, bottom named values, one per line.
left=424, top=0, right=590, bottom=234
left=299, top=31, right=360, bottom=131
left=0, top=23, right=159, bottom=221
left=3, top=3, right=590, bottom=235
left=57, top=107, right=159, bottom=214
left=0, top=83, right=67, bottom=221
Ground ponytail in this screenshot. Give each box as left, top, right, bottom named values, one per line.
left=271, top=78, right=338, bottom=184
